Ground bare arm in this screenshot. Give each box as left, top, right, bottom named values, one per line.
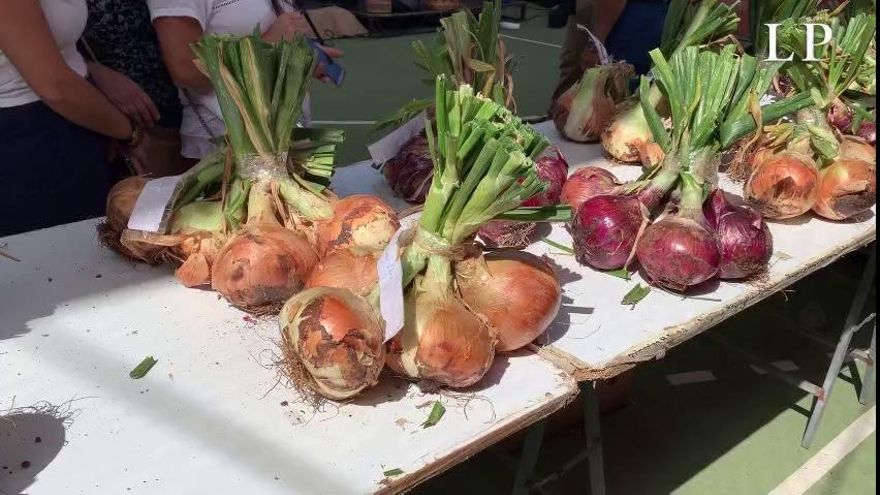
left=152, top=16, right=212, bottom=92
left=0, top=0, right=132, bottom=139
left=593, top=0, right=628, bottom=42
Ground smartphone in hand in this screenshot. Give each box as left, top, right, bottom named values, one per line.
left=306, top=38, right=345, bottom=87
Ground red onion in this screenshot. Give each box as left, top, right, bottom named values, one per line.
left=857, top=121, right=876, bottom=145
left=703, top=190, right=773, bottom=280
left=636, top=175, right=719, bottom=291
left=383, top=134, right=433, bottom=204
left=571, top=195, right=645, bottom=270
left=479, top=150, right=570, bottom=248
left=828, top=100, right=853, bottom=134
left=571, top=163, right=678, bottom=270
left=561, top=166, right=620, bottom=212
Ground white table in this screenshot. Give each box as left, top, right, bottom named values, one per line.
left=0, top=219, right=576, bottom=495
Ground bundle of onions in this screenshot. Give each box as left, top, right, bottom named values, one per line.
left=601, top=0, right=739, bottom=163
left=703, top=190, right=772, bottom=280
left=478, top=151, right=568, bottom=248
left=553, top=63, right=632, bottom=143
left=184, top=33, right=397, bottom=311
left=560, top=166, right=619, bottom=211
left=631, top=45, right=806, bottom=291
left=379, top=2, right=516, bottom=205
left=279, top=287, right=385, bottom=400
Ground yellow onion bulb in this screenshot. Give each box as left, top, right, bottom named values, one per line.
left=305, top=248, right=379, bottom=297
left=211, top=224, right=318, bottom=310
left=172, top=234, right=225, bottom=287
left=98, top=176, right=165, bottom=262
left=315, top=195, right=399, bottom=257
left=386, top=286, right=495, bottom=388
left=600, top=99, right=654, bottom=163
left=456, top=252, right=561, bottom=352
left=813, top=158, right=877, bottom=221
left=839, top=136, right=876, bottom=164
left=745, top=152, right=820, bottom=219
left=279, top=287, right=385, bottom=400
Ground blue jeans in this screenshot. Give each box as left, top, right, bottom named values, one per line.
left=605, top=1, right=669, bottom=76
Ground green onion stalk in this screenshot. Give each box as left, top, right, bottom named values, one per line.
left=280, top=76, right=567, bottom=400
left=743, top=11, right=877, bottom=220
left=601, top=0, right=740, bottom=164
left=377, top=1, right=520, bottom=205
left=186, top=32, right=398, bottom=312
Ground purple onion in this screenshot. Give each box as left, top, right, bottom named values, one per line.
left=827, top=100, right=854, bottom=134
left=383, top=134, right=433, bottom=204
left=636, top=215, right=720, bottom=291
left=571, top=195, right=645, bottom=270
left=857, top=121, right=876, bottom=145
left=561, top=167, right=620, bottom=212
left=704, top=190, right=773, bottom=280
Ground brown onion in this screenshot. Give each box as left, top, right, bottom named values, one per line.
left=315, top=195, right=399, bottom=257
left=98, top=177, right=165, bottom=262
left=601, top=99, right=655, bottom=163
left=560, top=167, right=620, bottom=212
left=745, top=152, right=820, bottom=219
left=813, top=158, right=877, bottom=220
left=305, top=248, right=379, bottom=297
left=279, top=287, right=385, bottom=400
left=386, top=284, right=495, bottom=388
left=456, top=252, right=561, bottom=352
left=212, top=223, right=318, bottom=311
left=839, top=136, right=876, bottom=164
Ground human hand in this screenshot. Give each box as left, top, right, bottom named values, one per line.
left=312, top=44, right=344, bottom=83
left=263, top=12, right=309, bottom=42
left=90, top=64, right=159, bottom=128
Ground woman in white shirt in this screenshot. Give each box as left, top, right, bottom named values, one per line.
left=148, top=0, right=342, bottom=161
left=0, top=0, right=137, bottom=236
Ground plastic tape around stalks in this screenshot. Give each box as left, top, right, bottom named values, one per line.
left=238, top=152, right=290, bottom=181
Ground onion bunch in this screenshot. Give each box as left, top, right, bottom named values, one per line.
left=379, top=2, right=515, bottom=204
left=290, top=79, right=564, bottom=399
left=601, top=0, right=739, bottom=163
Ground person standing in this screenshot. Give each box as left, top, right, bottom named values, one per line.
left=0, top=0, right=136, bottom=236
left=147, top=0, right=342, bottom=161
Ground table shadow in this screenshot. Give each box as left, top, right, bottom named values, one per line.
left=0, top=410, right=67, bottom=495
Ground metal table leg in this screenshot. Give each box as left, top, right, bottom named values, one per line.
left=859, top=324, right=876, bottom=405
left=581, top=381, right=606, bottom=495
left=512, top=419, right=547, bottom=495
left=802, top=249, right=876, bottom=448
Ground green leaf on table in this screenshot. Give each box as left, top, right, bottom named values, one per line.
left=129, top=356, right=158, bottom=379
left=421, top=401, right=446, bottom=428
left=540, top=238, right=574, bottom=255
left=383, top=468, right=404, bottom=477
left=605, top=268, right=631, bottom=281
left=621, top=284, right=651, bottom=309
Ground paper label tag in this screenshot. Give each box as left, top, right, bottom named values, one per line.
left=378, top=213, right=421, bottom=342
left=367, top=112, right=426, bottom=166
left=126, top=175, right=184, bottom=233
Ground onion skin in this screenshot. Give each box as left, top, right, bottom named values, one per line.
left=552, top=79, right=615, bottom=143
left=315, top=195, right=399, bottom=257
left=98, top=176, right=165, bottom=262
left=212, top=224, right=318, bottom=310
left=477, top=221, right=536, bottom=248
left=745, top=152, right=820, bottom=220
left=560, top=167, right=620, bottom=212
left=704, top=190, right=773, bottom=280
left=813, top=158, right=877, bottom=221
left=305, top=248, right=379, bottom=297
left=571, top=194, right=645, bottom=270
left=383, top=134, right=433, bottom=204
left=386, top=287, right=495, bottom=388
left=279, top=287, right=385, bottom=400
left=636, top=215, right=720, bottom=291
left=857, top=121, right=876, bottom=146
left=839, top=136, right=876, bottom=164
left=456, top=252, right=561, bottom=352
left=174, top=235, right=224, bottom=287
left=828, top=100, right=853, bottom=134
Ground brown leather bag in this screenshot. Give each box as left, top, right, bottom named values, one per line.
left=127, top=126, right=191, bottom=177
